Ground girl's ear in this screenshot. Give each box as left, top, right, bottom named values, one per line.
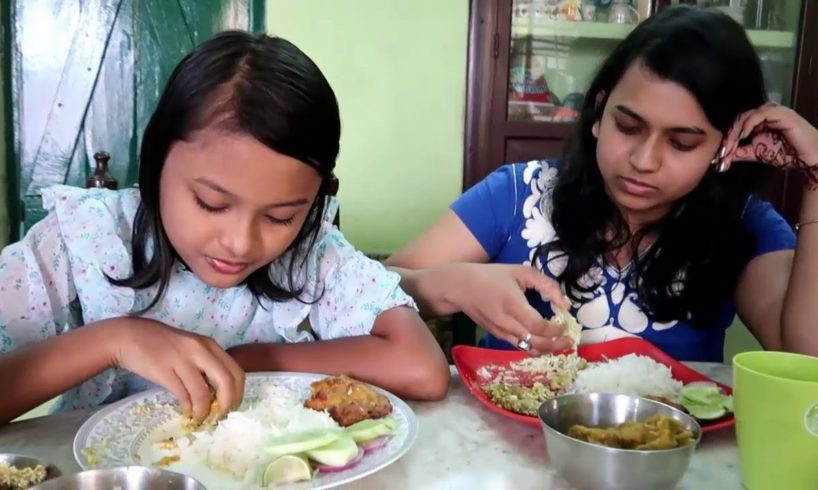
left=591, top=91, right=607, bottom=139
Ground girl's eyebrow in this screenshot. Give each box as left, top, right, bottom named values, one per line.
left=615, top=105, right=706, bottom=135
left=193, top=177, right=310, bottom=208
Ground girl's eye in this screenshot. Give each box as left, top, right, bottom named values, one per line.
left=267, top=216, right=295, bottom=226
left=615, top=121, right=640, bottom=135
left=670, top=140, right=697, bottom=152
left=194, top=196, right=228, bottom=213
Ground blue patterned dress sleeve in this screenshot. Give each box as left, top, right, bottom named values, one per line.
left=0, top=211, right=79, bottom=353
left=307, top=227, right=417, bottom=340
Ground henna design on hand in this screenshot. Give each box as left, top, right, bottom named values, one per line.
left=749, top=131, right=818, bottom=189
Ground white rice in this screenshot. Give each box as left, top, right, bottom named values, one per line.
left=572, top=354, right=683, bottom=399
left=156, top=384, right=338, bottom=485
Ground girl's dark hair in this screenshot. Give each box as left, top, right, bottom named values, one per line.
left=540, top=6, right=771, bottom=325
left=110, top=31, right=340, bottom=311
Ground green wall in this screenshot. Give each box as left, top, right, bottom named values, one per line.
left=266, top=0, right=469, bottom=254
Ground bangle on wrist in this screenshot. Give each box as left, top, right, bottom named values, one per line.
left=795, top=218, right=818, bottom=231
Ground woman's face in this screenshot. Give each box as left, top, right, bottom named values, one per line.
left=159, top=127, right=322, bottom=289
left=593, top=62, right=724, bottom=226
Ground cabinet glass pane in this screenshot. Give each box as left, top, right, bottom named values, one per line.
left=507, top=0, right=803, bottom=123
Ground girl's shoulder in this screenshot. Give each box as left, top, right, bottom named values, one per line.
left=38, top=185, right=140, bottom=271
left=41, top=185, right=141, bottom=233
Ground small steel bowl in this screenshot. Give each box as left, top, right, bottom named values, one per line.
left=28, top=466, right=205, bottom=490
left=538, top=393, right=702, bottom=490
left=0, top=453, right=61, bottom=488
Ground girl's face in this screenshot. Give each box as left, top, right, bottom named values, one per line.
left=159, top=127, right=322, bottom=288
left=593, top=62, right=724, bottom=227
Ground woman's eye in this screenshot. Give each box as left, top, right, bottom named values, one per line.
left=194, top=196, right=228, bottom=213
left=670, top=140, right=697, bottom=152
left=615, top=121, right=640, bottom=135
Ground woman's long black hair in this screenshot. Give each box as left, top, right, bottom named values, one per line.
left=110, top=31, right=341, bottom=311
left=539, top=6, right=772, bottom=326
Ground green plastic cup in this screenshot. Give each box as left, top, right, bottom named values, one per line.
left=733, top=351, right=818, bottom=490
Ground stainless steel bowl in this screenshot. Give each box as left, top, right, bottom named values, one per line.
left=28, top=466, right=205, bottom=490
left=538, top=393, right=702, bottom=490
left=0, top=453, right=61, bottom=487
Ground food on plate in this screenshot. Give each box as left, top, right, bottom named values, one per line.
left=478, top=353, right=588, bottom=415
left=304, top=375, right=393, bottom=427
left=0, top=462, right=48, bottom=489
left=181, top=399, right=222, bottom=432
left=262, top=454, right=313, bottom=486
left=145, top=376, right=397, bottom=487
left=572, top=354, right=683, bottom=399
left=551, top=308, right=582, bottom=347
left=261, top=417, right=396, bottom=485
left=678, top=382, right=733, bottom=420
left=478, top=351, right=730, bottom=424
left=567, top=413, right=695, bottom=450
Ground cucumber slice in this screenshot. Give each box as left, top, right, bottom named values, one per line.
left=680, top=384, right=722, bottom=405
left=684, top=403, right=727, bottom=420
left=344, top=418, right=396, bottom=443
left=263, top=429, right=341, bottom=457
left=305, top=435, right=359, bottom=467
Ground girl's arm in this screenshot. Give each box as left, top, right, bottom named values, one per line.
left=0, top=212, right=89, bottom=424
left=227, top=306, right=450, bottom=400
left=0, top=213, right=244, bottom=425
left=0, top=322, right=118, bottom=425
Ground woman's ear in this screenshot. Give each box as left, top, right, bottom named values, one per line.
left=591, top=91, right=606, bottom=139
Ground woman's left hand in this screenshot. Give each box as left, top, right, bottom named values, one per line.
left=721, top=103, right=818, bottom=186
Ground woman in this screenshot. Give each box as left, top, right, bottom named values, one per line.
left=386, top=7, right=818, bottom=362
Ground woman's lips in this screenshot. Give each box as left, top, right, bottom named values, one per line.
left=618, top=176, right=658, bottom=196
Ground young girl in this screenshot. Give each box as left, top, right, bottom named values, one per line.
left=0, top=31, right=449, bottom=425
left=387, top=7, right=818, bottom=362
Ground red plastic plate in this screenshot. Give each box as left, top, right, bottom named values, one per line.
left=452, top=337, right=734, bottom=433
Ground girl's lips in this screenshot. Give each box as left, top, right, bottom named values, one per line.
left=205, top=257, right=249, bottom=274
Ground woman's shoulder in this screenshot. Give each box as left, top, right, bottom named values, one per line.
left=742, top=196, right=796, bottom=256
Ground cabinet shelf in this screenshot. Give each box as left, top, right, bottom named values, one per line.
left=511, top=19, right=795, bottom=48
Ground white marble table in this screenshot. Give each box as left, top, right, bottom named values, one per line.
left=0, top=363, right=741, bottom=489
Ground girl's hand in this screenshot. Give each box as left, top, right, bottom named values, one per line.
left=432, top=263, right=573, bottom=355
left=109, top=318, right=245, bottom=422
left=721, top=103, right=818, bottom=187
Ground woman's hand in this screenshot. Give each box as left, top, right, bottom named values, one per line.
left=108, top=318, right=245, bottom=422
left=427, top=263, right=573, bottom=355
left=721, top=103, right=818, bottom=187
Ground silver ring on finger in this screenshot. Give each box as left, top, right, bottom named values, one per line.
left=516, top=332, right=533, bottom=352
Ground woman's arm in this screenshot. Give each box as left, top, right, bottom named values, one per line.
left=736, top=187, right=818, bottom=355
left=385, top=210, right=490, bottom=318
left=227, top=306, right=450, bottom=400
left=730, top=104, right=818, bottom=355
left=384, top=192, right=569, bottom=354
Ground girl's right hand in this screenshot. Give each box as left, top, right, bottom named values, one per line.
left=430, top=263, right=573, bottom=355
left=107, top=318, right=245, bottom=422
